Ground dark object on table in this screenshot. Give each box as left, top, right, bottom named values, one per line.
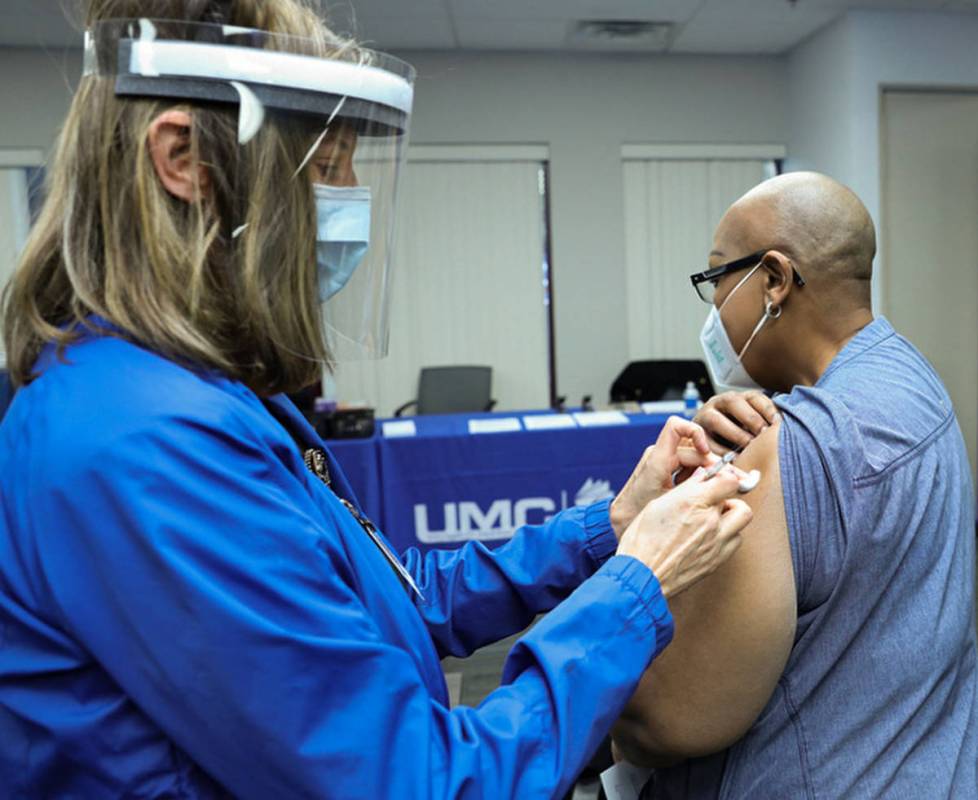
left=610, top=359, right=715, bottom=404
left=287, top=382, right=321, bottom=418
left=581, top=394, right=594, bottom=412
left=317, top=407, right=375, bottom=439
left=395, top=365, right=496, bottom=417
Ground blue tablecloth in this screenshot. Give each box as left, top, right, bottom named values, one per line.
left=326, top=411, right=671, bottom=555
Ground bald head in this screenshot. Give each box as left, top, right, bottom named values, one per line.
left=718, top=172, right=876, bottom=305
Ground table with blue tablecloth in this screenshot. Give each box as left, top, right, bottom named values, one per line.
left=326, top=409, right=674, bottom=555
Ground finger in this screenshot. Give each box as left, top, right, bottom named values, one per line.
left=744, top=391, right=779, bottom=425
left=700, top=391, right=738, bottom=417
left=705, top=434, right=732, bottom=457
left=723, top=394, right=769, bottom=436
left=718, top=498, right=753, bottom=538
left=685, top=452, right=721, bottom=480
left=676, top=445, right=711, bottom=470
left=686, top=425, right=711, bottom=455
left=655, top=415, right=711, bottom=457
left=721, top=497, right=747, bottom=512
left=684, top=467, right=742, bottom=505
left=673, top=465, right=698, bottom=485
left=723, top=463, right=752, bottom=482
left=677, top=434, right=711, bottom=456
left=698, top=408, right=754, bottom=450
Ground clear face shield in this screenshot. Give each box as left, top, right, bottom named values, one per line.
left=83, top=18, right=414, bottom=361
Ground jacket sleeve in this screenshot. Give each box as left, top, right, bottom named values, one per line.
left=403, top=501, right=621, bottom=658
left=35, top=414, right=673, bottom=800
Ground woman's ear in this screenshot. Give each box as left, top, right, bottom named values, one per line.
left=762, top=250, right=793, bottom=308
left=147, top=109, right=209, bottom=202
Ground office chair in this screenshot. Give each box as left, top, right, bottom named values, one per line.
left=609, top=359, right=715, bottom=404
left=0, top=369, right=14, bottom=423
left=395, top=366, right=496, bottom=416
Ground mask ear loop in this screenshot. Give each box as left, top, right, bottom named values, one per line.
left=718, top=262, right=762, bottom=312
left=735, top=297, right=781, bottom=362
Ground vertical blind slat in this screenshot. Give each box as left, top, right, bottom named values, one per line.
left=623, top=158, right=768, bottom=361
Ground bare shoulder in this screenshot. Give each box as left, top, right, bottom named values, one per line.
left=731, top=421, right=784, bottom=524
left=613, top=419, right=797, bottom=764
left=736, top=418, right=781, bottom=476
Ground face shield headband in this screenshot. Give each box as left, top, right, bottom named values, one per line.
left=83, top=18, right=415, bottom=362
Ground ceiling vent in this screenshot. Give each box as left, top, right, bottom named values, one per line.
left=569, top=19, right=676, bottom=51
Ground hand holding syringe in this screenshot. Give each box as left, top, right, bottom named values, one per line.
left=702, top=448, right=761, bottom=493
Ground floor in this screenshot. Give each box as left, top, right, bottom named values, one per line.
left=441, top=619, right=605, bottom=800
left=441, top=627, right=526, bottom=707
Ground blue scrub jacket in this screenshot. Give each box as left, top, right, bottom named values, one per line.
left=0, top=325, right=673, bottom=799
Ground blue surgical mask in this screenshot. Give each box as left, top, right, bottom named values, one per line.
left=314, top=184, right=372, bottom=302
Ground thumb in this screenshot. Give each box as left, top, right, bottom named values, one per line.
left=681, top=467, right=742, bottom=506
left=719, top=498, right=754, bottom=536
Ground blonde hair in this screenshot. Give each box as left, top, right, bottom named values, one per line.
left=2, top=0, right=359, bottom=394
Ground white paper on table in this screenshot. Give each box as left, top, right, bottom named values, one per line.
left=382, top=420, right=417, bottom=438
left=468, top=417, right=522, bottom=434
left=640, top=400, right=687, bottom=415
left=600, top=762, right=653, bottom=800
left=522, top=413, right=577, bottom=431
left=573, top=410, right=630, bottom=427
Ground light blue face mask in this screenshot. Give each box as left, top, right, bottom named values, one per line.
left=314, top=184, right=372, bottom=302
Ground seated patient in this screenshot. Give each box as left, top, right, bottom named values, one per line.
left=613, top=172, right=977, bottom=798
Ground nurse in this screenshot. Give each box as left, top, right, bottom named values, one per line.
left=0, top=2, right=752, bottom=797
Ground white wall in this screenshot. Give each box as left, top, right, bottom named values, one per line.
left=0, top=167, right=32, bottom=367
left=787, top=9, right=978, bottom=310
left=0, top=48, right=79, bottom=153
left=786, top=16, right=856, bottom=198
left=0, top=46, right=788, bottom=406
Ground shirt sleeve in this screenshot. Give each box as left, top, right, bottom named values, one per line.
left=776, top=390, right=851, bottom=613
left=402, top=500, right=619, bottom=658
left=34, top=414, right=673, bottom=800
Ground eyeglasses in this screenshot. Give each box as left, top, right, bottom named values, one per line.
left=689, top=249, right=806, bottom=304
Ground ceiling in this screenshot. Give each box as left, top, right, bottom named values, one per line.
left=0, top=0, right=975, bottom=55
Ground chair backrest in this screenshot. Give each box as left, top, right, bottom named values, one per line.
left=0, top=370, right=14, bottom=423
left=418, top=366, right=493, bottom=415
left=609, top=359, right=715, bottom=403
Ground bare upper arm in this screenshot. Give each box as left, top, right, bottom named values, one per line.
left=613, top=421, right=797, bottom=765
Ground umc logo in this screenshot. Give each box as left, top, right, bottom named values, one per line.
left=414, top=478, right=615, bottom=544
